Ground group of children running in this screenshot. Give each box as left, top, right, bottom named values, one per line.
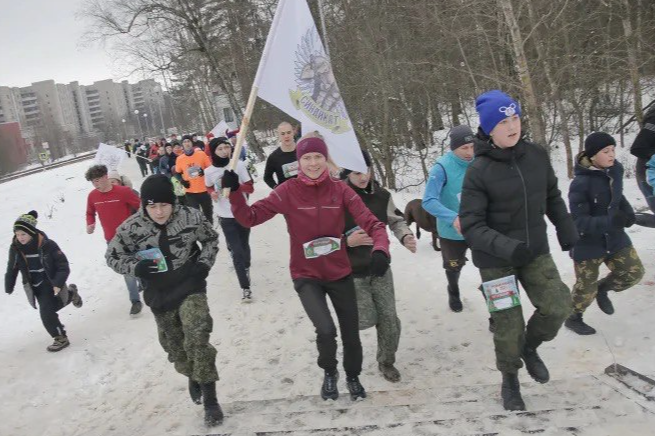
left=4, top=89, right=651, bottom=427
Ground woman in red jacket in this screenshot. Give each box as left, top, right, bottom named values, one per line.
left=222, top=137, right=390, bottom=401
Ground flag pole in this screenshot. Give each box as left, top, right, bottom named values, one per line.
left=222, top=0, right=287, bottom=197
left=317, top=0, right=330, bottom=59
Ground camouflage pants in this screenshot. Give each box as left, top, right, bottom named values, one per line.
left=572, top=246, right=644, bottom=314
left=153, top=293, right=219, bottom=383
left=353, top=270, right=401, bottom=365
left=479, top=254, right=571, bottom=374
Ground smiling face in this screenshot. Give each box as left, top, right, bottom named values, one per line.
left=299, top=152, right=327, bottom=179
left=591, top=145, right=616, bottom=169
left=490, top=115, right=521, bottom=149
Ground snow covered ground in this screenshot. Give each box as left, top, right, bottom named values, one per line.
left=0, top=141, right=654, bottom=435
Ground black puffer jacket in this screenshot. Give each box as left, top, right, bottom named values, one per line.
left=4, top=232, right=70, bottom=308
left=460, top=131, right=578, bottom=268
left=568, top=153, right=634, bottom=261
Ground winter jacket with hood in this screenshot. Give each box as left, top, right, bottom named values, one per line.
left=5, top=231, right=70, bottom=309
left=460, top=130, right=578, bottom=268
left=106, top=204, right=219, bottom=313
left=230, top=171, right=390, bottom=282
left=568, top=153, right=634, bottom=261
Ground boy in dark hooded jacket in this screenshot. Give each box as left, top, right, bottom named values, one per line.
left=565, top=132, right=644, bottom=335
left=5, top=211, right=82, bottom=352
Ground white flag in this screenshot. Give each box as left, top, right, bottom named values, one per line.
left=255, top=0, right=366, bottom=172
left=208, top=120, right=230, bottom=139
left=94, top=143, right=125, bottom=171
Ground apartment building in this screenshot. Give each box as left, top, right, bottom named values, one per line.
left=0, top=78, right=166, bottom=139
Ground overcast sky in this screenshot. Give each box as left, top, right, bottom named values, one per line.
left=0, top=0, right=132, bottom=88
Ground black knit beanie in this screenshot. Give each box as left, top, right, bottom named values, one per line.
left=585, top=132, right=616, bottom=158
left=140, top=175, right=176, bottom=209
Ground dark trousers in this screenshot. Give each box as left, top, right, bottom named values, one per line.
left=293, top=275, right=363, bottom=377
left=439, top=238, right=469, bottom=272
left=34, top=286, right=66, bottom=337
left=186, top=192, right=213, bottom=224
left=137, top=160, right=149, bottom=177
left=219, top=217, right=251, bottom=289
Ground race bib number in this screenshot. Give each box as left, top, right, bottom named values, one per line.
left=303, top=237, right=341, bottom=259
left=482, top=275, right=520, bottom=312
left=188, top=165, right=202, bottom=179
left=282, top=161, right=299, bottom=178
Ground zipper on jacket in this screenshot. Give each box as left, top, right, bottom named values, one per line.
left=512, top=154, right=530, bottom=247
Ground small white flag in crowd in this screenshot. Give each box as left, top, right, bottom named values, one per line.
left=254, top=0, right=366, bottom=172
left=94, top=143, right=125, bottom=171
left=207, top=120, right=230, bottom=139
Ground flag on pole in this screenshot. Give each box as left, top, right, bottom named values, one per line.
left=207, top=120, right=230, bottom=139
left=254, top=0, right=366, bottom=172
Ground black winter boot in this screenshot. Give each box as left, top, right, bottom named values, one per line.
left=378, top=363, right=401, bottom=382
left=565, top=312, right=596, bottom=335
left=320, top=370, right=339, bottom=400
left=501, top=372, right=525, bottom=411
left=346, top=375, right=367, bottom=400
left=596, top=281, right=615, bottom=315
left=189, top=378, right=202, bottom=404
left=445, top=270, right=463, bottom=312
left=521, top=344, right=549, bottom=383
left=47, top=335, right=70, bottom=352
left=201, top=382, right=224, bottom=427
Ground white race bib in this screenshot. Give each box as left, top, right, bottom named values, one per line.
left=303, top=237, right=341, bottom=259
left=482, top=275, right=521, bottom=312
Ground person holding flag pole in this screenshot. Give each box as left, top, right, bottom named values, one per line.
left=220, top=0, right=386, bottom=400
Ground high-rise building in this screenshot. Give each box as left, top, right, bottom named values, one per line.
left=0, top=78, right=167, bottom=140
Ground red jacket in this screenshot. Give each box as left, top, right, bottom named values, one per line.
left=230, top=172, right=390, bottom=281
left=86, top=185, right=141, bottom=242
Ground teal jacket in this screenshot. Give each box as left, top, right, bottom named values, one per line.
left=422, top=151, right=472, bottom=240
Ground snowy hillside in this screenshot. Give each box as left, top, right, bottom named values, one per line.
left=0, top=145, right=654, bottom=435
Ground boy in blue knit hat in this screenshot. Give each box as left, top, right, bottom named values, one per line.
left=460, top=90, right=578, bottom=411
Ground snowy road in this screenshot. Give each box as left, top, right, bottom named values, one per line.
left=1, top=152, right=654, bottom=435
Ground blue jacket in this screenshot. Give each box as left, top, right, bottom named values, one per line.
left=569, top=154, right=634, bottom=262
left=647, top=154, right=655, bottom=188
left=423, top=151, right=472, bottom=240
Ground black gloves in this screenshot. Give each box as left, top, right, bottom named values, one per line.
left=610, top=211, right=631, bottom=228
left=221, top=170, right=240, bottom=192
left=198, top=168, right=204, bottom=177
left=369, top=251, right=390, bottom=277
left=192, top=262, right=210, bottom=279
left=181, top=179, right=191, bottom=189
left=134, top=259, right=160, bottom=278
left=510, top=243, right=532, bottom=267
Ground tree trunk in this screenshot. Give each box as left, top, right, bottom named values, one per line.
left=621, top=0, right=643, bottom=126
left=498, top=0, right=547, bottom=147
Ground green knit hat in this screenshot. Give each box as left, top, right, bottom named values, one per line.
left=14, top=210, right=38, bottom=236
